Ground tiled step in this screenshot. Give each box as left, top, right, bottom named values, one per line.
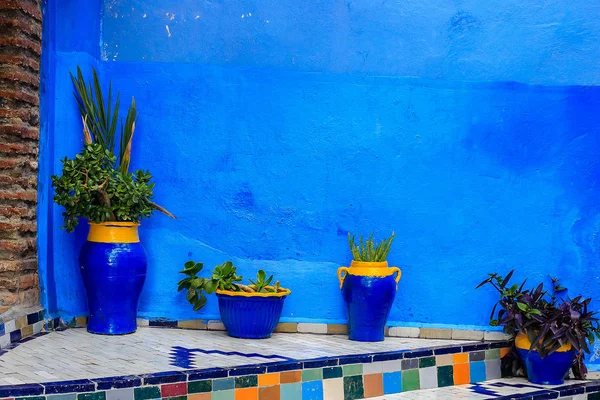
left=0, top=327, right=510, bottom=400
left=365, top=377, right=600, bottom=399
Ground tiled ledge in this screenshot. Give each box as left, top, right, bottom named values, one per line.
left=0, top=308, right=53, bottom=350
left=0, top=339, right=511, bottom=399
left=138, top=318, right=512, bottom=341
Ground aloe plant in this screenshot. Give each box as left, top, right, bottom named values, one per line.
left=348, top=232, right=395, bottom=262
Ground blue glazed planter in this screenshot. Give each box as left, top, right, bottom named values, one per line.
left=216, top=289, right=290, bottom=339
left=515, top=333, right=575, bottom=385
left=338, top=261, right=402, bottom=342
left=79, top=222, right=147, bottom=335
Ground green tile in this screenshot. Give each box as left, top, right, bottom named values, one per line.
left=188, top=380, right=212, bottom=393
left=419, top=356, right=436, bottom=368
left=213, top=378, right=234, bottom=391
left=342, top=364, right=363, bottom=376
left=47, top=395, right=77, bottom=400
left=134, top=386, right=161, bottom=400
left=343, top=375, right=364, bottom=400
left=212, top=390, right=234, bottom=400
left=323, top=366, right=343, bottom=379
left=77, top=392, right=106, bottom=400
left=235, top=375, right=258, bottom=388
left=588, top=393, right=600, bottom=400
left=485, top=349, right=500, bottom=360
left=17, top=397, right=45, bottom=400
left=437, top=365, right=454, bottom=387
left=166, top=397, right=186, bottom=400
left=302, top=368, right=323, bottom=382
left=402, top=369, right=420, bottom=391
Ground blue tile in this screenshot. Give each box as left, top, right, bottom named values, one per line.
left=44, top=379, right=95, bottom=394
left=266, top=361, right=303, bottom=372
left=302, top=380, right=324, bottom=400
left=0, top=383, right=44, bottom=398
left=302, top=358, right=338, bottom=369
left=372, top=351, right=406, bottom=362
left=141, top=371, right=186, bottom=385
left=10, top=329, right=21, bottom=343
left=148, top=318, right=177, bottom=327
left=470, top=361, right=487, bottom=383
left=383, top=371, right=402, bottom=394
left=93, top=375, right=142, bottom=390
left=489, top=341, right=511, bottom=349
left=212, top=378, right=235, bottom=391
left=280, top=383, right=302, bottom=400
left=0, top=322, right=4, bottom=336
left=528, top=389, right=559, bottom=399
left=19, top=336, right=36, bottom=343
left=586, top=381, right=600, bottom=393
left=462, top=343, right=490, bottom=352
left=557, top=384, right=585, bottom=396
left=27, top=311, right=40, bottom=325
left=338, top=354, right=372, bottom=365
left=0, top=350, right=7, bottom=357
left=433, top=346, right=463, bottom=355
left=403, top=350, right=433, bottom=359
left=187, top=367, right=228, bottom=381
left=227, top=365, right=266, bottom=376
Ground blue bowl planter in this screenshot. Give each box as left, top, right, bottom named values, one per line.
left=79, top=222, right=147, bottom=335
left=515, top=333, right=575, bottom=385
left=338, top=261, right=401, bottom=342
left=216, top=287, right=291, bottom=339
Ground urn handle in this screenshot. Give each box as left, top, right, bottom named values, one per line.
left=390, top=267, right=402, bottom=290
left=337, top=266, right=349, bottom=289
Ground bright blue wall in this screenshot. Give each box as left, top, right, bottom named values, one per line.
left=40, top=0, right=600, bottom=332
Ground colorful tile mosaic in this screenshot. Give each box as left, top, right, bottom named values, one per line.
left=0, top=309, right=49, bottom=351
left=0, top=337, right=514, bottom=400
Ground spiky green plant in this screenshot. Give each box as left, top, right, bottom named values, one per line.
left=67, top=66, right=174, bottom=220
left=348, top=232, right=395, bottom=262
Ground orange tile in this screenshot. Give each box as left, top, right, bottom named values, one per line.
left=258, top=373, right=280, bottom=387
left=189, top=394, right=211, bottom=400
left=454, top=362, right=470, bottom=385
left=259, top=385, right=280, bottom=400
left=363, top=373, right=383, bottom=398
left=500, top=347, right=511, bottom=358
left=452, top=353, right=469, bottom=364
left=280, top=371, right=301, bottom=384
left=236, top=387, right=258, bottom=400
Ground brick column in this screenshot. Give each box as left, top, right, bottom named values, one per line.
left=0, top=0, right=41, bottom=314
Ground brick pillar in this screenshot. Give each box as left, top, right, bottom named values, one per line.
left=0, top=0, right=41, bottom=314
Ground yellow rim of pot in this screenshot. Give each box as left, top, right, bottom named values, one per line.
left=216, top=286, right=291, bottom=297
left=337, top=260, right=402, bottom=289
left=515, top=332, right=572, bottom=352
left=88, top=222, right=140, bottom=243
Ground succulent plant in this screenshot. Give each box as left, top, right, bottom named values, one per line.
left=348, top=232, right=395, bottom=262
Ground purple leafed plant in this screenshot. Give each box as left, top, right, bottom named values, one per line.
left=477, top=270, right=600, bottom=378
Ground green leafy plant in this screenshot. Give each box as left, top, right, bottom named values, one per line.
left=249, top=270, right=274, bottom=293
left=178, top=261, right=286, bottom=310
left=348, top=232, right=395, bottom=262
left=51, top=143, right=156, bottom=232
left=52, top=67, right=174, bottom=232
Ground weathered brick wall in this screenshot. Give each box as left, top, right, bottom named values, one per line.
left=0, top=0, right=41, bottom=314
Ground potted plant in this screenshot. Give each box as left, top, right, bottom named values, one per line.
left=52, top=67, right=174, bottom=335
left=178, top=261, right=290, bottom=339
left=337, top=232, right=401, bottom=342
left=477, top=271, right=600, bottom=384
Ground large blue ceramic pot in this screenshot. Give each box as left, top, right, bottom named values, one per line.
left=515, top=333, right=575, bottom=385
left=338, top=261, right=401, bottom=342
left=79, top=222, right=147, bottom=335
left=216, top=288, right=291, bottom=339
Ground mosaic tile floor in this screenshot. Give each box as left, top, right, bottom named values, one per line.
left=369, top=377, right=599, bottom=399
left=0, top=327, right=473, bottom=385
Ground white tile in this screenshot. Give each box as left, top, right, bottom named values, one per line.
left=388, top=327, right=420, bottom=338
left=207, top=320, right=226, bottom=331
left=323, top=377, right=343, bottom=400
left=419, top=366, right=438, bottom=390
left=363, top=361, right=384, bottom=374
left=483, top=331, right=511, bottom=341
left=4, top=319, right=15, bottom=333
left=451, top=330, right=484, bottom=340
left=106, top=388, right=134, bottom=400
left=381, top=360, right=402, bottom=372
left=297, top=323, right=328, bottom=334
left=33, top=321, right=44, bottom=334
left=136, top=318, right=149, bottom=327
left=0, top=333, right=10, bottom=349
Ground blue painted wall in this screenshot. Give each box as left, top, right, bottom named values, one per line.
left=40, top=0, right=600, bottom=334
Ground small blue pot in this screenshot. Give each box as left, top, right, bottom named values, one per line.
left=216, top=289, right=290, bottom=339
left=515, top=333, right=576, bottom=385
left=338, top=261, right=402, bottom=342
left=79, top=223, right=147, bottom=335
